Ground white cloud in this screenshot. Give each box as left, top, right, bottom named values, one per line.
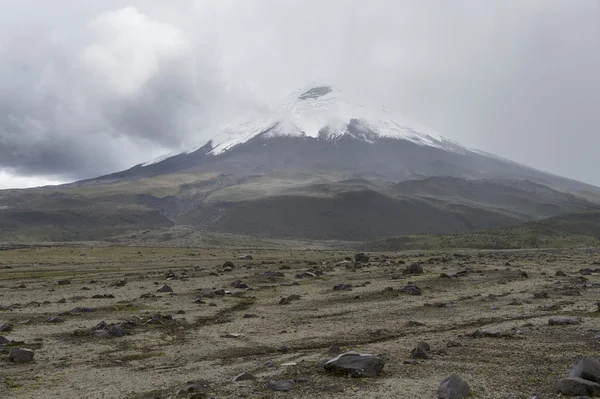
left=81, top=7, right=191, bottom=98
left=0, top=169, right=66, bottom=189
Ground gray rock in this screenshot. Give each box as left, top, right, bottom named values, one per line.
left=323, top=351, right=385, bottom=377
left=233, top=372, right=256, bottom=382
left=48, top=317, right=65, bottom=323
left=558, top=377, right=600, bottom=396
left=410, top=346, right=429, bottom=359
left=72, top=307, right=94, bottom=313
left=438, top=374, right=470, bottom=398
left=333, top=284, right=353, bottom=291
left=354, top=253, right=370, bottom=263
left=58, top=279, right=71, bottom=285
left=108, top=324, right=126, bottom=337
left=403, top=262, right=424, bottom=275
left=157, top=284, right=173, bottom=293
left=175, top=379, right=211, bottom=395
left=569, top=357, right=600, bottom=383
left=0, top=336, right=10, bottom=345
left=9, top=347, right=35, bottom=363
left=400, top=284, right=422, bottom=296
left=0, top=322, right=13, bottom=332
left=548, top=317, right=582, bottom=326
left=264, top=271, right=285, bottom=278
left=93, top=330, right=111, bottom=339
left=268, top=380, right=294, bottom=391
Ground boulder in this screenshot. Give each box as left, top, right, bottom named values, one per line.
left=157, top=284, right=173, bottom=293
left=399, top=284, right=422, bottom=296
left=354, top=253, right=370, bottom=263
left=410, top=341, right=431, bottom=359
left=403, top=262, right=424, bottom=275
left=323, top=351, right=385, bottom=377
left=437, top=374, right=470, bottom=398
left=558, top=377, right=600, bottom=396
left=569, top=357, right=600, bottom=383
left=9, top=347, right=34, bottom=363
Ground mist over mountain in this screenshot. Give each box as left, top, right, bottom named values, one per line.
left=1, top=85, right=599, bottom=242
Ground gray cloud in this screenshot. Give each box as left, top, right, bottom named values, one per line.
left=0, top=0, right=599, bottom=187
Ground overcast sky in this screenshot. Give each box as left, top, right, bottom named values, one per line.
left=1, top=0, right=599, bottom=188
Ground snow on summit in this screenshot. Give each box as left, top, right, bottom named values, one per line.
left=179, top=85, right=467, bottom=157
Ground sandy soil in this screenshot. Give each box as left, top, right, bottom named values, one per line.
left=1, top=245, right=600, bottom=398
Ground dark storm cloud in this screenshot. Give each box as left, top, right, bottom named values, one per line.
left=1, top=0, right=599, bottom=187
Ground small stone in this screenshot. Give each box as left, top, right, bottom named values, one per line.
left=268, top=380, right=294, bottom=392
left=175, top=379, right=211, bottom=395
left=333, top=284, right=353, bottom=291
left=400, top=284, right=422, bottom=296
left=9, top=347, right=34, bottom=363
left=48, top=317, right=65, bottom=323
left=0, top=322, right=13, bottom=332
left=58, top=279, right=71, bottom=285
left=548, top=317, right=582, bottom=326
left=157, top=284, right=173, bottom=293
left=556, top=270, right=567, bottom=277
left=233, top=372, right=256, bottom=382
left=323, top=351, right=385, bottom=377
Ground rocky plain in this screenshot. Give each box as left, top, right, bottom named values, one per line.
left=2, top=245, right=600, bottom=398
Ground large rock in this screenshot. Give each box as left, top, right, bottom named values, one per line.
left=437, top=374, right=470, bottom=398
left=410, top=341, right=431, bottom=359
left=157, top=284, right=174, bottom=293
left=9, top=347, right=35, bottom=363
left=403, top=262, right=424, bottom=275
left=399, top=284, right=422, bottom=296
left=558, top=377, right=600, bottom=396
left=323, top=351, right=385, bottom=377
left=569, top=357, right=600, bottom=383
left=354, top=253, right=370, bottom=263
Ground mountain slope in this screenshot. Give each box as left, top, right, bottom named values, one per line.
left=366, top=210, right=600, bottom=251
left=83, top=85, right=600, bottom=197
left=2, top=85, right=600, bottom=243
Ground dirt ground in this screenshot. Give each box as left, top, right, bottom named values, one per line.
left=1, top=245, right=600, bottom=398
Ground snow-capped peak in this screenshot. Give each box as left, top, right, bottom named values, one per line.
left=191, top=85, right=466, bottom=156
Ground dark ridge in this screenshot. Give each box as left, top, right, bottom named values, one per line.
left=298, top=86, right=333, bottom=100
